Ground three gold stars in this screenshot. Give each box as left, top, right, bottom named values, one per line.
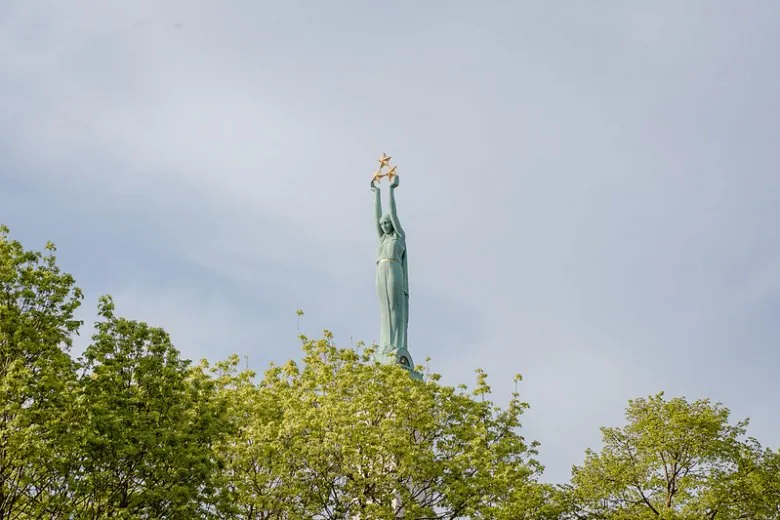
left=372, top=153, right=398, bottom=183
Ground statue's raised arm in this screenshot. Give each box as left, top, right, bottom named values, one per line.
left=371, top=179, right=383, bottom=238
left=387, top=175, right=405, bottom=238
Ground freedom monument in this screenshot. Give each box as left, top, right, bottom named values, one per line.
left=370, top=153, right=420, bottom=379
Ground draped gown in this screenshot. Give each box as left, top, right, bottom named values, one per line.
left=376, top=231, right=408, bottom=354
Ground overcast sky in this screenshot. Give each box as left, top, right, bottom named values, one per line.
left=2, top=1, right=779, bottom=483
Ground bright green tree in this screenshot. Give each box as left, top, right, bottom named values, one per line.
left=0, top=225, right=83, bottom=519
left=70, top=295, right=230, bottom=519
left=214, top=333, right=549, bottom=520
left=566, top=392, right=780, bottom=520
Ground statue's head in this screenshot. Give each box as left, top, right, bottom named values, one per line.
left=380, top=214, right=394, bottom=235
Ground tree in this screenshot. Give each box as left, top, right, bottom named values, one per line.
left=214, top=333, right=549, bottom=520
left=69, top=296, right=230, bottom=519
left=566, top=392, right=780, bottom=520
left=0, top=225, right=83, bottom=519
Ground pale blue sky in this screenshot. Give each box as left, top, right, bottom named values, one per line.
left=2, top=1, right=779, bottom=483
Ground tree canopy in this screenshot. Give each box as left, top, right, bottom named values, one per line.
left=1, top=224, right=777, bottom=519
left=566, top=393, right=780, bottom=520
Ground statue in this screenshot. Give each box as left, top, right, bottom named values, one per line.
left=371, top=154, right=415, bottom=371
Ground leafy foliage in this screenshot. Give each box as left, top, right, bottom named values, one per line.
left=70, top=296, right=231, bottom=519
left=212, top=334, right=545, bottom=519
left=2, top=224, right=778, bottom=519
left=566, top=393, right=780, bottom=520
left=0, top=225, right=83, bottom=518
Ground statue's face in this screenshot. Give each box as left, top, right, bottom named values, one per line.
left=381, top=219, right=394, bottom=234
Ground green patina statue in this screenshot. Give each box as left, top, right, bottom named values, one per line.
left=370, top=154, right=417, bottom=376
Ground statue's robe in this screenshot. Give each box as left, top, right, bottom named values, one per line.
left=376, top=233, right=408, bottom=354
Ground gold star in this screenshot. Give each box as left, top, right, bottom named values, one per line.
left=385, top=165, right=397, bottom=181
left=377, top=153, right=392, bottom=169
left=372, top=170, right=385, bottom=183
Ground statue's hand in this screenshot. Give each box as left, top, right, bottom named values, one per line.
left=390, top=175, right=400, bottom=189
left=370, top=179, right=379, bottom=192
